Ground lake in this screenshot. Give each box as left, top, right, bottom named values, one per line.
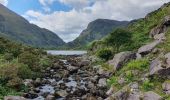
left=47, top=50, right=87, bottom=56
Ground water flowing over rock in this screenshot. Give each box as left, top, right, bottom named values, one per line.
left=108, top=51, right=136, bottom=71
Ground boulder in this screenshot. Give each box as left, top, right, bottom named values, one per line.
left=4, top=96, right=26, bottom=100
left=45, top=95, right=55, bottom=100
left=149, top=58, right=163, bottom=75
left=98, top=78, right=107, bottom=87
left=105, top=82, right=140, bottom=100
left=138, top=40, right=161, bottom=56
left=162, top=81, right=170, bottom=95
left=67, top=65, right=78, bottom=73
left=108, top=51, right=136, bottom=70
left=165, top=53, right=170, bottom=67
left=79, top=60, right=90, bottom=67
left=106, top=86, right=116, bottom=95
left=55, top=90, right=68, bottom=98
left=150, top=58, right=170, bottom=76
left=154, top=33, right=166, bottom=40
left=23, top=79, right=33, bottom=87
left=143, top=91, right=162, bottom=100
left=150, top=16, right=170, bottom=38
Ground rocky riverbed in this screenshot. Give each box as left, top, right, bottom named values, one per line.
left=21, top=56, right=111, bottom=100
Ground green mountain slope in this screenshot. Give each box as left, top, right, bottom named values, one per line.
left=0, top=4, right=65, bottom=48
left=90, top=2, right=170, bottom=56
left=67, top=19, right=129, bottom=49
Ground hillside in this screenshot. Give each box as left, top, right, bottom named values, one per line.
left=88, top=2, right=170, bottom=99
left=0, top=4, right=65, bottom=48
left=67, top=19, right=128, bottom=49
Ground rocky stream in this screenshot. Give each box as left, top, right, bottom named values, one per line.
left=21, top=56, right=111, bottom=100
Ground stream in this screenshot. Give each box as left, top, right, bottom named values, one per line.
left=23, top=54, right=111, bottom=100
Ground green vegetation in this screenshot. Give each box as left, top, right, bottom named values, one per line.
left=96, top=48, right=113, bottom=61
left=0, top=37, right=53, bottom=98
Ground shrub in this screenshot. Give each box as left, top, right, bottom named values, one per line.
left=7, top=77, right=22, bottom=88
left=18, top=64, right=33, bottom=79
left=104, top=28, right=132, bottom=51
left=96, top=48, right=113, bottom=61
left=18, top=51, right=40, bottom=71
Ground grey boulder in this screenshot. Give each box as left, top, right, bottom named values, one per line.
left=108, top=51, right=136, bottom=71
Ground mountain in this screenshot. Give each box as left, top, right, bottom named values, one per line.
left=67, top=19, right=129, bottom=49
left=0, top=4, right=65, bottom=48
left=90, top=2, right=170, bottom=56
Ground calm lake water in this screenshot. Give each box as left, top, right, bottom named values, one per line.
left=47, top=50, right=87, bottom=56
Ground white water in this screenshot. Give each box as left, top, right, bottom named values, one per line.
left=47, top=50, right=87, bottom=56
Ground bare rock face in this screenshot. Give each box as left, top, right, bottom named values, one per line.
left=108, top=51, right=136, bottom=71
left=4, top=96, right=26, bottom=100
left=143, top=91, right=162, bottom=100
left=138, top=40, right=161, bottom=56
left=165, top=53, right=170, bottom=67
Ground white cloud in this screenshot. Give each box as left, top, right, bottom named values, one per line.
left=0, top=0, right=8, bottom=6
left=25, top=0, right=170, bottom=42
left=59, top=0, right=94, bottom=10
left=39, top=0, right=56, bottom=12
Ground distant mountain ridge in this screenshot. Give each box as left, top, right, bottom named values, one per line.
left=0, top=4, right=65, bottom=48
left=67, top=19, right=129, bottom=49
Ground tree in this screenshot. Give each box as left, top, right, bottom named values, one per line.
left=105, top=28, right=132, bottom=51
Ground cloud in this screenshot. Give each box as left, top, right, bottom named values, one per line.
left=38, top=0, right=56, bottom=12
left=59, top=0, right=94, bottom=10
left=0, top=0, right=8, bottom=6
left=25, top=0, right=170, bottom=42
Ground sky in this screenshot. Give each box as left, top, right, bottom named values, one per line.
left=0, top=0, right=170, bottom=42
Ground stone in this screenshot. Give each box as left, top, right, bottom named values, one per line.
left=23, top=79, right=33, bottom=87
left=162, top=81, right=170, bottom=95
left=149, top=58, right=163, bottom=75
left=55, top=90, right=68, bottom=98
left=79, top=60, right=90, bottom=67
left=143, top=91, right=162, bottom=100
left=154, top=33, right=166, bottom=40
left=106, top=86, right=115, bottom=95
left=138, top=40, right=161, bottom=56
left=98, top=78, right=107, bottom=87
left=45, top=95, right=55, bottom=100
left=4, top=96, right=26, bottom=100
left=67, top=65, right=78, bottom=73
left=105, top=87, right=129, bottom=100
left=108, top=51, right=136, bottom=70
left=165, top=53, right=170, bottom=67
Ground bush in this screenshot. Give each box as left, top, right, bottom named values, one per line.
left=104, top=28, right=132, bottom=51
left=18, top=51, right=40, bottom=71
left=18, top=64, right=33, bottom=79
left=96, top=48, right=113, bottom=61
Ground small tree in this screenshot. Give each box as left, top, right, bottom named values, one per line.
left=105, top=28, right=132, bottom=52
